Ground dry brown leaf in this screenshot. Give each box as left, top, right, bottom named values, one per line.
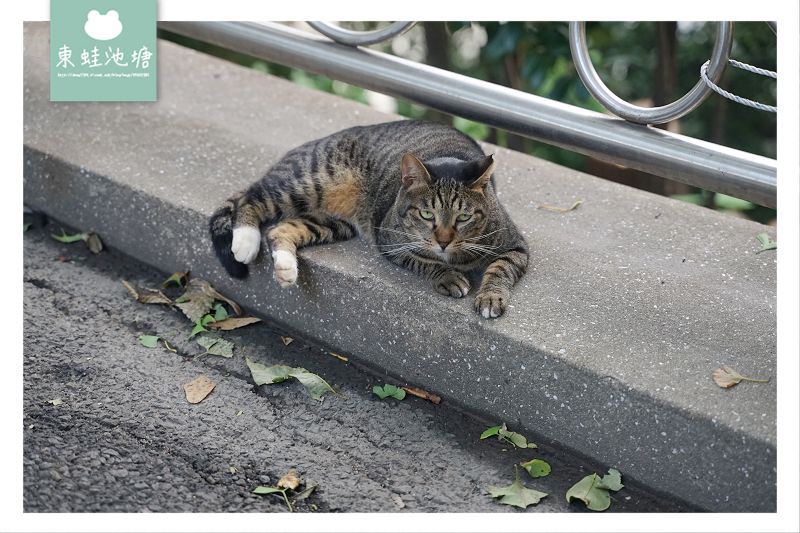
left=122, top=280, right=172, bottom=305
left=183, top=375, right=216, bottom=404
left=277, top=468, right=301, bottom=490
left=537, top=199, right=583, bottom=213
left=176, top=279, right=241, bottom=322
left=402, top=386, right=441, bottom=404
left=329, top=352, right=348, bottom=362
left=85, top=233, right=103, bottom=254
left=281, top=336, right=294, bottom=346
left=712, top=365, right=769, bottom=388
left=208, top=316, right=262, bottom=330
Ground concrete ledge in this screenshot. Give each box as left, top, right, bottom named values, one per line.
left=24, top=23, right=776, bottom=510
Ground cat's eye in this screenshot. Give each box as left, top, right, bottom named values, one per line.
left=456, top=213, right=472, bottom=222
left=419, top=209, right=435, bottom=220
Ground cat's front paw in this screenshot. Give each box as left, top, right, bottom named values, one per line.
left=231, top=226, right=261, bottom=264
left=272, top=250, right=298, bottom=287
left=433, top=270, right=470, bottom=298
left=474, top=289, right=508, bottom=319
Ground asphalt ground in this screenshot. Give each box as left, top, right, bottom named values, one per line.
left=22, top=215, right=692, bottom=513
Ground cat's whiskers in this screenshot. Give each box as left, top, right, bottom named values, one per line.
left=463, top=227, right=508, bottom=242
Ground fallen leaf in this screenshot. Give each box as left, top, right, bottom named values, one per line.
left=520, top=458, right=551, bottom=478
left=47, top=398, right=63, bottom=406
left=281, top=336, right=294, bottom=346
left=372, top=384, right=406, bottom=400
left=122, top=280, right=172, bottom=305
left=481, top=423, right=537, bottom=448
left=208, top=316, right=262, bottom=330
left=566, top=468, right=624, bottom=511
left=402, top=386, right=441, bottom=404
left=85, top=233, right=103, bottom=254
left=329, top=352, right=348, bottom=362
left=51, top=229, right=86, bottom=243
left=213, top=303, right=229, bottom=322
left=175, top=279, right=241, bottom=323
left=712, top=365, right=770, bottom=388
left=24, top=222, right=32, bottom=232
left=488, top=477, right=547, bottom=509
left=139, top=335, right=160, bottom=348
left=196, top=336, right=234, bottom=358
left=277, top=469, right=301, bottom=490
left=162, top=339, right=177, bottom=353
left=183, top=375, right=215, bottom=404
left=755, top=233, right=776, bottom=253
left=246, top=358, right=336, bottom=400
left=537, top=199, right=583, bottom=213
left=235, top=410, right=243, bottom=417
left=293, top=483, right=317, bottom=502
left=189, top=314, right=216, bottom=339
left=252, top=486, right=293, bottom=512
left=289, top=368, right=337, bottom=401
left=162, top=271, right=189, bottom=288
left=229, top=466, right=237, bottom=474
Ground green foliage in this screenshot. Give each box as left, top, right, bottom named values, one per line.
left=755, top=233, right=776, bottom=253
left=138, top=334, right=159, bottom=348
left=246, top=358, right=336, bottom=401
left=372, top=384, right=406, bottom=400
left=480, top=423, right=537, bottom=449
left=520, top=458, right=551, bottom=478
left=566, top=468, right=624, bottom=511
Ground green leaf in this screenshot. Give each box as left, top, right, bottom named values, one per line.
left=188, top=321, right=207, bottom=339
left=162, top=271, right=189, bottom=288
left=566, top=469, right=624, bottom=511
left=139, top=335, right=159, bottom=348
left=755, top=233, right=776, bottom=253
left=246, top=358, right=294, bottom=385
left=520, top=459, right=551, bottom=478
left=498, top=423, right=537, bottom=449
left=480, top=425, right=502, bottom=439
left=289, top=368, right=336, bottom=401
left=246, top=358, right=335, bottom=400
left=487, top=478, right=547, bottom=509
left=51, top=230, right=87, bottom=243
left=372, top=384, right=405, bottom=401
left=196, top=336, right=234, bottom=358
left=23, top=222, right=32, bottom=232
left=213, top=303, right=229, bottom=322
left=252, top=486, right=284, bottom=495
left=714, top=193, right=754, bottom=211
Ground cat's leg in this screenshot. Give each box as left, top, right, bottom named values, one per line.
left=474, top=246, right=528, bottom=318
left=386, top=253, right=470, bottom=298
left=266, top=216, right=358, bottom=287
left=231, top=203, right=267, bottom=265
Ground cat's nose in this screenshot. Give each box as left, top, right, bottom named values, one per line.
left=437, top=239, right=452, bottom=250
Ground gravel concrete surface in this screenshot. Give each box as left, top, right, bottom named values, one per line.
left=22, top=217, right=692, bottom=513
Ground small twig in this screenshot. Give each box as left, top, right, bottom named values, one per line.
left=537, top=199, right=583, bottom=213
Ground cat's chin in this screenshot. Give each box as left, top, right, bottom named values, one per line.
left=432, top=249, right=452, bottom=262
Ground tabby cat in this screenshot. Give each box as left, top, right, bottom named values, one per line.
left=209, top=120, right=528, bottom=318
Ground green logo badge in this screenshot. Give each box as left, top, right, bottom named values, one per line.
left=50, top=0, right=157, bottom=101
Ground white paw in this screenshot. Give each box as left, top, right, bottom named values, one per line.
left=231, top=226, right=261, bottom=264
left=272, top=250, right=298, bottom=287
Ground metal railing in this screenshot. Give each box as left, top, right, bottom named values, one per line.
left=159, top=21, right=777, bottom=208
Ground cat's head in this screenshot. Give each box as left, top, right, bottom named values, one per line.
left=394, top=152, right=498, bottom=261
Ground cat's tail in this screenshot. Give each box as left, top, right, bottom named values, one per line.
left=209, top=198, right=250, bottom=279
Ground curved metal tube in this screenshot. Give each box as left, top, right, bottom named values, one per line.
left=158, top=21, right=776, bottom=208
left=569, top=22, right=734, bottom=125
left=307, top=21, right=417, bottom=46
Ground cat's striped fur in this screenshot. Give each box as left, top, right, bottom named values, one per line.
left=209, top=120, right=528, bottom=318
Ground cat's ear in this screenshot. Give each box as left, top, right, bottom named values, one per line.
left=400, top=153, right=431, bottom=190
left=469, top=154, right=496, bottom=193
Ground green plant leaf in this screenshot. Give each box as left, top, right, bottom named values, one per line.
left=755, top=233, right=776, bottom=253
left=162, top=271, right=189, bottom=288
left=213, top=303, right=229, bottom=321
left=51, top=230, right=87, bottom=243
left=252, top=485, right=293, bottom=512
left=487, top=478, right=547, bottom=509
left=139, top=335, right=159, bottom=348
left=480, top=425, right=502, bottom=439
left=246, top=359, right=335, bottom=400
left=24, top=222, right=32, bottom=232
left=196, top=336, right=234, bottom=358
left=714, top=193, right=754, bottom=211
left=566, top=469, right=624, bottom=511
left=289, top=368, right=336, bottom=401
left=520, top=459, right=551, bottom=478
left=246, top=358, right=294, bottom=385
left=372, top=384, right=406, bottom=400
